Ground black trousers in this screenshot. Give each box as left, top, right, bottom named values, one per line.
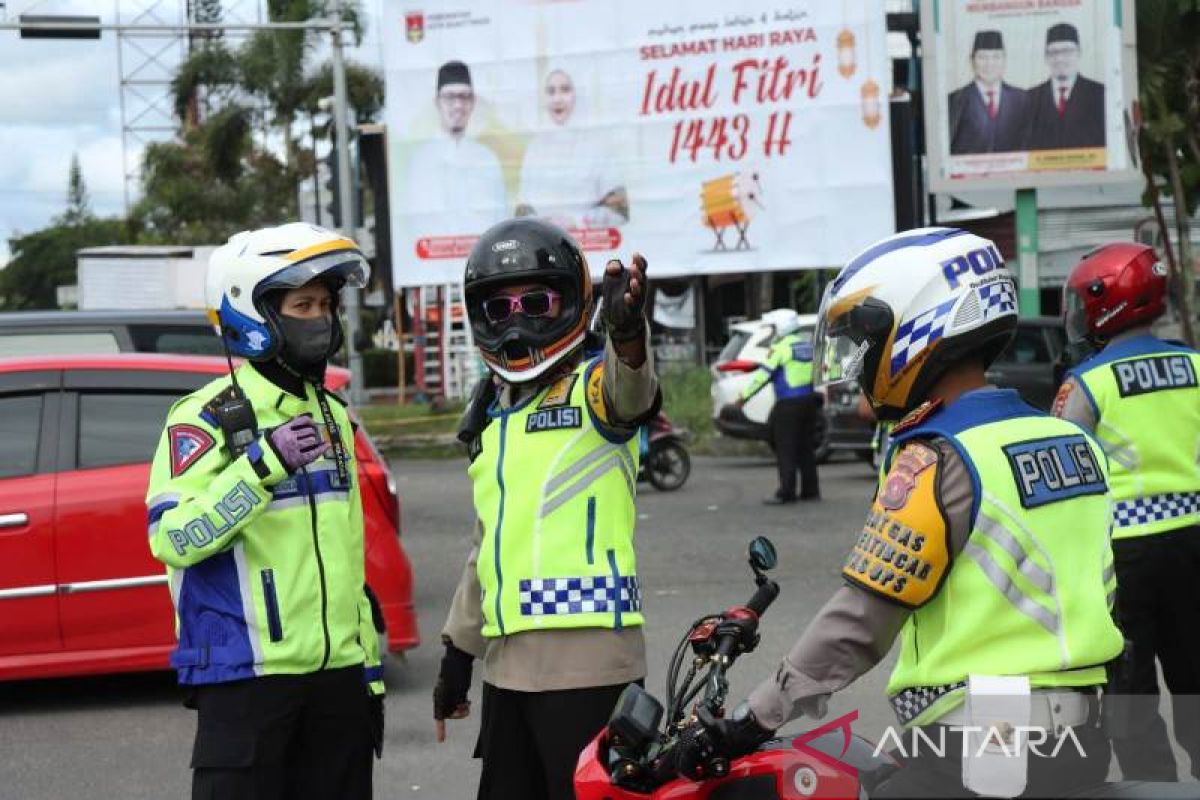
left=873, top=723, right=1111, bottom=798
left=1108, top=526, right=1200, bottom=781
left=188, top=666, right=373, bottom=800
left=474, top=681, right=634, bottom=800
left=770, top=396, right=820, bottom=500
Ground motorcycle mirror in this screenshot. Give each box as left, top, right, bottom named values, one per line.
left=748, top=537, right=777, bottom=572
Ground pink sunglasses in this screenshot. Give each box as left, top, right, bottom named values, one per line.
left=482, top=289, right=561, bottom=323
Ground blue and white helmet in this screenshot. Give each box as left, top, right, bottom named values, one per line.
left=815, top=227, right=1017, bottom=420
left=205, top=223, right=370, bottom=360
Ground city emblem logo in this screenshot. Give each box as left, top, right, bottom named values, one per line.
left=405, top=12, right=424, bottom=44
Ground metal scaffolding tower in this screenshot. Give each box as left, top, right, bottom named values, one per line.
left=115, top=0, right=262, bottom=212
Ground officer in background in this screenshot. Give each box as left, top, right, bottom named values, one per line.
left=145, top=224, right=384, bottom=799
left=732, top=312, right=820, bottom=504
left=433, top=218, right=659, bottom=800
left=669, top=228, right=1123, bottom=798
left=1053, top=243, right=1200, bottom=781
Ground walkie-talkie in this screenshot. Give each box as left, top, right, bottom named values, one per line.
left=217, top=330, right=259, bottom=457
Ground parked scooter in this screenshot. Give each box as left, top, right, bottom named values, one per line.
left=639, top=411, right=691, bottom=492
left=574, top=539, right=1200, bottom=800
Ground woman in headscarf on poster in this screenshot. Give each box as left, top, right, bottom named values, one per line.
left=515, top=66, right=628, bottom=230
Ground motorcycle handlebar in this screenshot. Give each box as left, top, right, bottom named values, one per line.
left=746, top=579, right=779, bottom=617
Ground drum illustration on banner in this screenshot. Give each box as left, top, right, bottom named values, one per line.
left=700, top=172, right=762, bottom=252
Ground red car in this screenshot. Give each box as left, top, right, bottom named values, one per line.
left=0, top=353, right=418, bottom=681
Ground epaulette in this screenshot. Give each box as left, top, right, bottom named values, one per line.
left=891, top=398, right=943, bottom=435
left=199, top=384, right=240, bottom=427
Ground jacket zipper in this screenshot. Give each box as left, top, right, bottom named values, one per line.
left=260, top=568, right=284, bottom=642
left=303, top=463, right=332, bottom=669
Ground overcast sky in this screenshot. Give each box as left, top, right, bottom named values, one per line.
left=0, top=0, right=386, bottom=266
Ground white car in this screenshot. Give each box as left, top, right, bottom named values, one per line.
left=711, top=309, right=819, bottom=444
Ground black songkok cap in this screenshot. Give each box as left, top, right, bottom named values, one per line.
left=437, top=60, right=472, bottom=90
left=972, top=30, right=1004, bottom=53
left=1046, top=23, right=1079, bottom=46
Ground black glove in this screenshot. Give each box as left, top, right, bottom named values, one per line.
left=662, top=704, right=774, bottom=781
left=601, top=255, right=649, bottom=342
left=368, top=692, right=385, bottom=759
left=433, top=637, right=474, bottom=721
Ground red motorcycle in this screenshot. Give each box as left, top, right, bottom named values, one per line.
left=574, top=537, right=899, bottom=799
left=574, top=539, right=1200, bottom=800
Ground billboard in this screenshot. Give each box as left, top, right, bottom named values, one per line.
left=921, top=0, right=1140, bottom=192
left=382, top=0, right=894, bottom=287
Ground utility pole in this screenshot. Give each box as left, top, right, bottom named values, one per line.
left=328, top=0, right=364, bottom=404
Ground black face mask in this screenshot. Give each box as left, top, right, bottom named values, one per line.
left=276, top=314, right=334, bottom=376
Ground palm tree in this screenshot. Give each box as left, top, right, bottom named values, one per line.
left=136, top=0, right=382, bottom=241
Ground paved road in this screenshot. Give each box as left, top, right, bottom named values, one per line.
left=0, top=455, right=1188, bottom=797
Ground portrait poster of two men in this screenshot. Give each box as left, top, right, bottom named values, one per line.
left=927, top=2, right=1136, bottom=186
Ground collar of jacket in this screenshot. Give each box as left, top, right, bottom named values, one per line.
left=239, top=361, right=315, bottom=418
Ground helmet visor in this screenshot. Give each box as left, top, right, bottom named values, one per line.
left=255, top=250, right=370, bottom=299
left=1063, top=286, right=1090, bottom=345
left=814, top=287, right=893, bottom=394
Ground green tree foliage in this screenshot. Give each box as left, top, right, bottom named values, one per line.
left=1137, top=0, right=1200, bottom=343
left=133, top=1, right=380, bottom=243
left=0, top=159, right=133, bottom=310
left=62, top=154, right=90, bottom=226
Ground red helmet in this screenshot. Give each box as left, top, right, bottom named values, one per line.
left=1063, top=243, right=1167, bottom=347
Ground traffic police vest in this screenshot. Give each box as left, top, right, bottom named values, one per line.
left=741, top=333, right=815, bottom=403
left=1067, top=335, right=1200, bottom=539
left=871, top=390, right=1123, bottom=727
left=470, top=357, right=644, bottom=638
left=145, top=364, right=383, bottom=691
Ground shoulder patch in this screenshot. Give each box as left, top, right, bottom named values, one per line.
left=201, top=384, right=240, bottom=426
left=892, top=398, right=943, bottom=435
left=843, top=444, right=950, bottom=608
left=169, top=424, right=216, bottom=477
left=878, top=441, right=938, bottom=510
left=1002, top=434, right=1106, bottom=509
left=1051, top=381, right=1074, bottom=417
left=539, top=373, right=578, bottom=409
left=585, top=362, right=610, bottom=425
left=791, top=341, right=814, bottom=362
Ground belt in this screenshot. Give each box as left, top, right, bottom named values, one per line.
left=934, top=689, right=1094, bottom=732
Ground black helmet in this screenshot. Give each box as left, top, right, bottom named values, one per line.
left=464, top=218, right=592, bottom=383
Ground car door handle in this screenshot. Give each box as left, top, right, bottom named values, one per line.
left=0, top=513, right=29, bottom=529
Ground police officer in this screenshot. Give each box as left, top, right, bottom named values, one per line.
left=1054, top=243, right=1200, bottom=781
left=432, top=219, right=660, bottom=800
left=668, top=228, right=1124, bottom=797
left=732, top=311, right=820, bottom=504
left=146, top=223, right=384, bottom=799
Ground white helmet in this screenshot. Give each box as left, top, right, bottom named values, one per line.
left=205, top=223, right=370, bottom=360
left=815, top=227, right=1017, bottom=420
left=760, top=308, right=802, bottom=339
